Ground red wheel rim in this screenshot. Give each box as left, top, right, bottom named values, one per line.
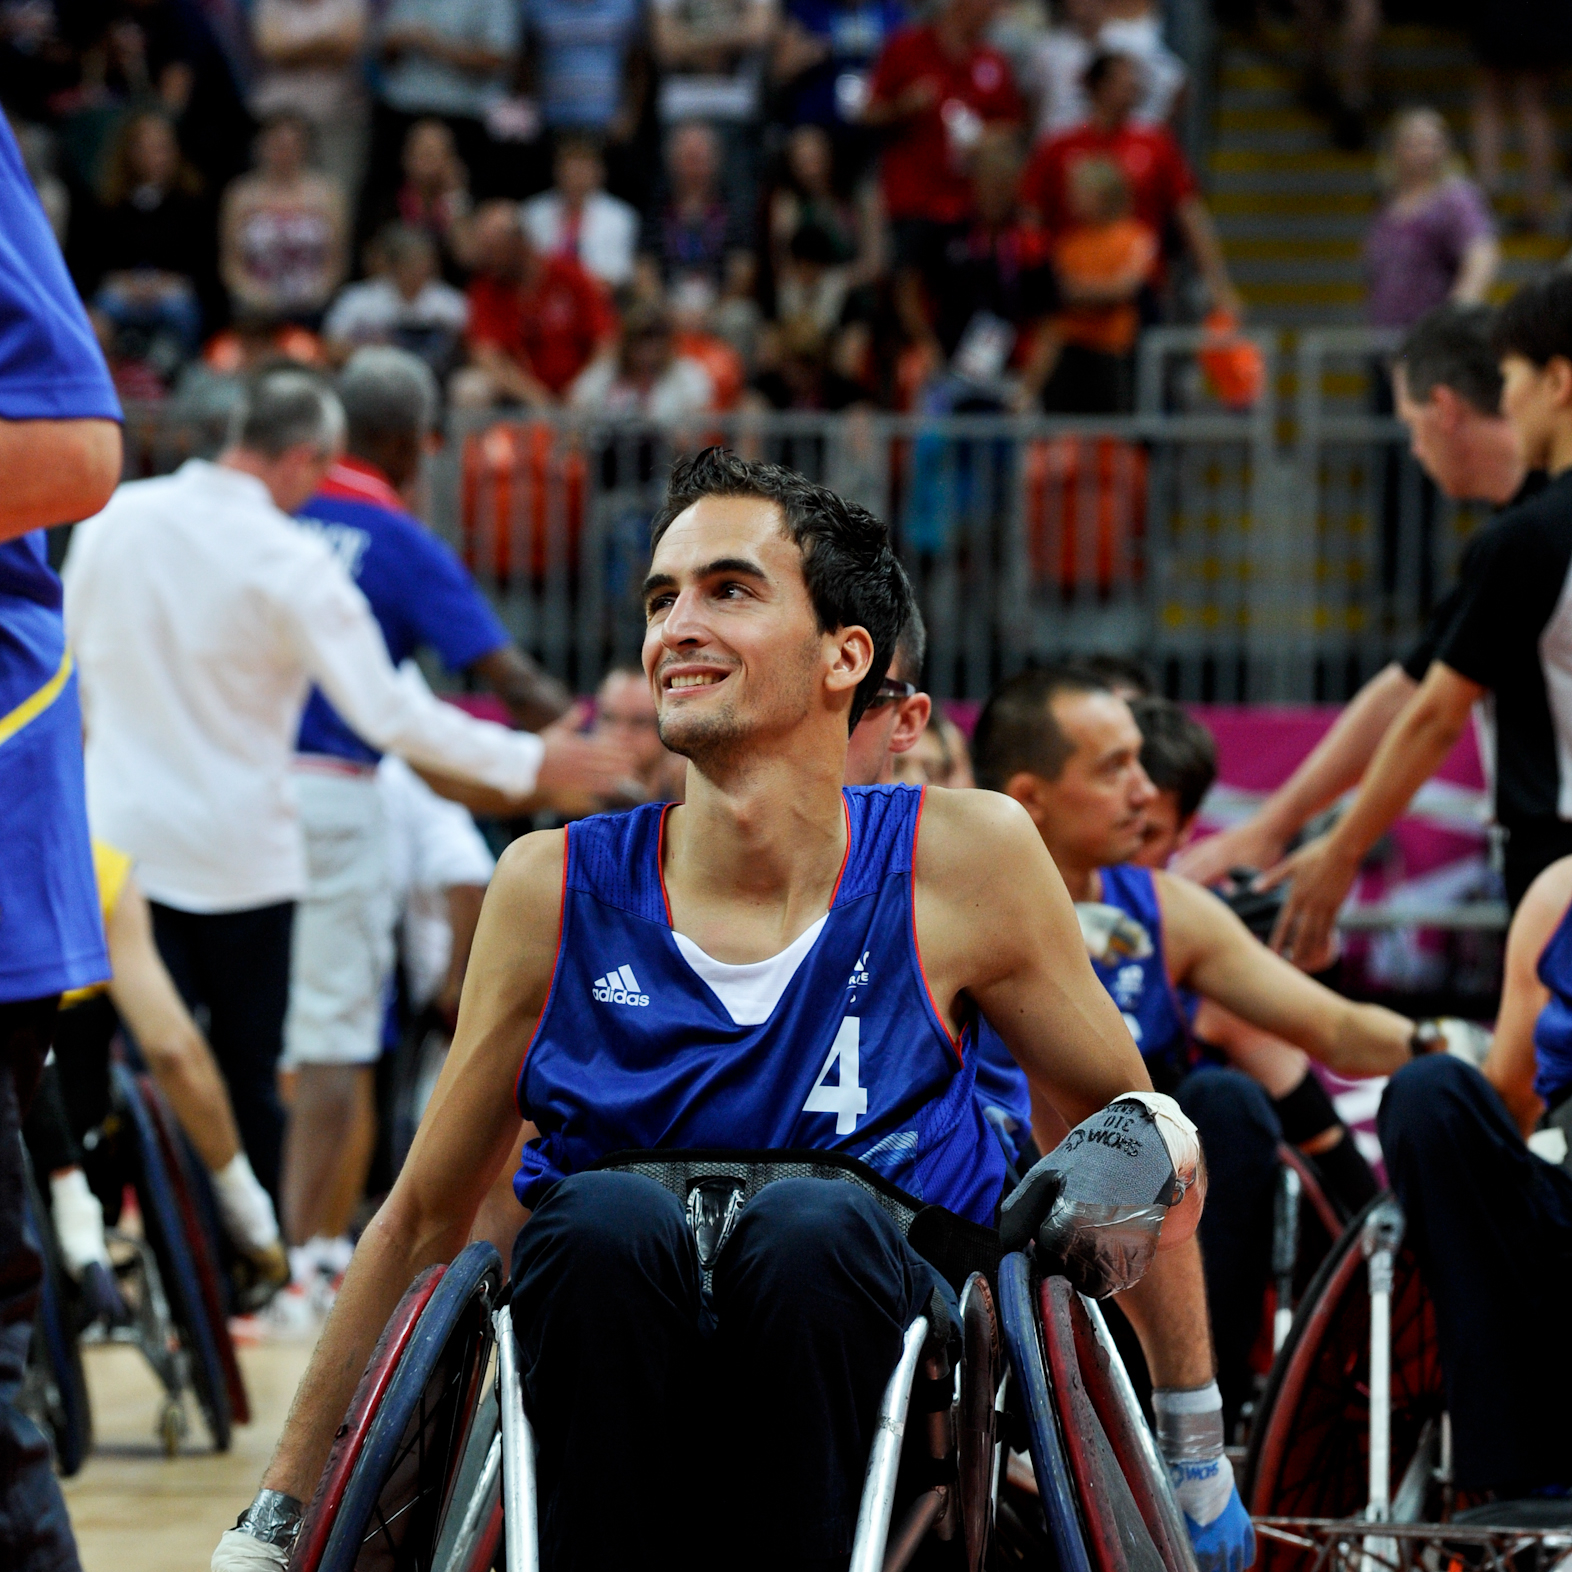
left=288, top=1264, right=446, bottom=1572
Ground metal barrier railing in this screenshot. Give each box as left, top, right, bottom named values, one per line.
left=109, top=323, right=1497, bottom=704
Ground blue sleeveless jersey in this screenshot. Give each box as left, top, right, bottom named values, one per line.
left=1534, top=897, right=1572, bottom=1105
left=971, top=863, right=1195, bottom=1144
left=514, top=784, right=1008, bottom=1225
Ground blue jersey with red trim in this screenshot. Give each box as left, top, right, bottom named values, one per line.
left=293, top=457, right=510, bottom=766
left=514, top=784, right=1007, bottom=1224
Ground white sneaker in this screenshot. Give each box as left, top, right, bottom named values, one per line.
left=261, top=1283, right=321, bottom=1340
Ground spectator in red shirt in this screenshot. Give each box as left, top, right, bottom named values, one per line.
left=1023, top=50, right=1240, bottom=316
left=452, top=199, right=618, bottom=408
left=863, top=0, right=1023, bottom=267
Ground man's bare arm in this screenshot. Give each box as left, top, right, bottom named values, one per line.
left=0, top=417, right=120, bottom=540
left=1483, top=856, right=1572, bottom=1135
left=1158, top=870, right=1412, bottom=1077
left=915, top=790, right=1214, bottom=1385
left=915, top=789, right=1151, bottom=1123
left=1261, top=661, right=1482, bottom=968
left=1174, top=662, right=1417, bottom=886
left=469, top=643, right=572, bottom=731
left=259, top=832, right=564, bottom=1501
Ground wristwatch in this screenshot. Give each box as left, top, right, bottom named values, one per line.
left=1408, top=1020, right=1445, bottom=1058
left=235, top=1490, right=305, bottom=1548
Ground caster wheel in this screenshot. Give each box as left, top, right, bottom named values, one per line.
left=159, top=1397, right=187, bottom=1457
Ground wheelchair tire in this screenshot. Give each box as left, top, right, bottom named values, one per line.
left=1040, top=1276, right=1167, bottom=1572
left=112, top=1060, right=233, bottom=1452
left=959, top=1272, right=999, bottom=1572
left=1242, top=1192, right=1452, bottom=1569
left=137, top=1069, right=251, bottom=1425
left=21, top=1160, right=93, bottom=1476
left=290, top=1266, right=447, bottom=1572
left=1044, top=1276, right=1193, bottom=1572
left=315, top=1242, right=502, bottom=1572
left=998, top=1251, right=1094, bottom=1572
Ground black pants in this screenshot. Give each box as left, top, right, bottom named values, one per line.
left=1178, top=1067, right=1283, bottom=1434
left=510, top=1172, right=946, bottom=1572
left=1502, top=818, right=1572, bottom=911
left=149, top=901, right=293, bottom=1201
left=1380, top=1053, right=1572, bottom=1493
left=0, top=996, right=80, bottom=1572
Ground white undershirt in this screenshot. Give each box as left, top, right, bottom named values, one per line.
left=671, top=915, right=828, bottom=1025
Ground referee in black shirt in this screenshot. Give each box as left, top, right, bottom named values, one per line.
left=1268, top=273, right=1572, bottom=967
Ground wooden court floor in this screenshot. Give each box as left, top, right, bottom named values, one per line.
left=62, top=1333, right=316, bottom=1572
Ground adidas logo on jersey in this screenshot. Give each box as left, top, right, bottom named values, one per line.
left=847, top=950, right=871, bottom=988
left=592, top=965, right=650, bottom=1007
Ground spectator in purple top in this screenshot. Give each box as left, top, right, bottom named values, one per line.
left=1365, top=108, right=1498, bottom=331
left=639, top=119, right=752, bottom=301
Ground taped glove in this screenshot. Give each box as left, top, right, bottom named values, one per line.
left=1154, top=1382, right=1256, bottom=1572
left=210, top=1530, right=288, bottom=1572
left=998, top=1092, right=1204, bottom=1297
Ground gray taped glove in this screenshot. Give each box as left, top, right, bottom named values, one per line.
left=211, top=1529, right=289, bottom=1571
left=998, top=1092, right=1204, bottom=1297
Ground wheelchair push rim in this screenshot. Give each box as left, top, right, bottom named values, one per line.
left=315, top=1241, right=502, bottom=1572
left=112, top=1059, right=234, bottom=1452
left=288, top=1265, right=448, bottom=1572
left=136, top=1067, right=250, bottom=1424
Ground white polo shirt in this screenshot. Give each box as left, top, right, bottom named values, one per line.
left=63, top=458, right=543, bottom=914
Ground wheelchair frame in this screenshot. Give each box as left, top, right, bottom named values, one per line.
left=1247, top=1193, right=1572, bottom=1572
left=292, top=1157, right=1204, bottom=1572
left=94, top=1061, right=247, bottom=1455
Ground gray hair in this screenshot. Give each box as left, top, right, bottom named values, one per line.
left=236, top=369, right=344, bottom=459
left=339, top=347, right=439, bottom=446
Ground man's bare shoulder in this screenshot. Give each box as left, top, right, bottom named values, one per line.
left=490, top=827, right=568, bottom=916
left=913, top=786, right=1056, bottom=909
left=1150, top=866, right=1250, bottom=966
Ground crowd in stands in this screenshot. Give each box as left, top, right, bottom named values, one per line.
left=1, top=0, right=1249, bottom=419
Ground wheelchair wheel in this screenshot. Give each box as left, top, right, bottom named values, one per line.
left=20, top=1159, right=92, bottom=1476
left=959, top=1273, right=1000, bottom=1572
left=315, top=1242, right=502, bottom=1572
left=998, top=1251, right=1094, bottom=1572
left=112, top=1060, right=233, bottom=1451
left=1242, top=1193, right=1452, bottom=1569
left=137, top=1068, right=250, bottom=1425
left=1039, top=1276, right=1169, bottom=1572
left=290, top=1266, right=448, bottom=1572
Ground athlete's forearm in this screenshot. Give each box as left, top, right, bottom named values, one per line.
left=1113, top=1237, right=1214, bottom=1389
left=261, top=1196, right=470, bottom=1499
left=1317, top=672, right=1473, bottom=876
left=1257, top=663, right=1416, bottom=842
left=1323, top=1000, right=1414, bottom=1077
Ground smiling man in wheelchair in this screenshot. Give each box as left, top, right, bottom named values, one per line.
left=214, top=450, right=1252, bottom=1572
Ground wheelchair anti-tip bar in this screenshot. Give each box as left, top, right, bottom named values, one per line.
left=848, top=1315, right=931, bottom=1572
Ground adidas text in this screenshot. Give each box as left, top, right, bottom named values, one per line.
left=592, top=965, right=650, bottom=1008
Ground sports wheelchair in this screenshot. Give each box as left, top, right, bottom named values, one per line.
left=285, top=1151, right=1201, bottom=1572
left=1244, top=1191, right=1572, bottom=1572
left=23, top=1046, right=250, bottom=1462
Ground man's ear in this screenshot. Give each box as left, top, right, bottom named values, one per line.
left=1003, top=770, right=1053, bottom=829
left=1548, top=356, right=1572, bottom=410
left=1431, top=383, right=1465, bottom=429
left=888, top=692, right=932, bottom=756
left=825, top=624, right=875, bottom=697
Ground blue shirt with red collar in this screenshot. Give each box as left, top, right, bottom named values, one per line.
left=294, top=456, right=512, bottom=766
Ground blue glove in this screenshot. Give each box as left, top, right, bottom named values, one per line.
left=1176, top=1470, right=1255, bottom=1572
left=1155, top=1382, right=1255, bottom=1572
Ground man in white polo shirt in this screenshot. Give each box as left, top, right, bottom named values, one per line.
left=62, top=369, right=631, bottom=1204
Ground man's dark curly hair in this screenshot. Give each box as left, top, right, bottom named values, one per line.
left=650, top=448, right=915, bottom=731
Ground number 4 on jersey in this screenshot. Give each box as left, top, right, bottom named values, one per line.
left=804, top=1017, right=868, bottom=1134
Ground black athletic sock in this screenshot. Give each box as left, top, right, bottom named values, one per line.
left=1310, top=1129, right=1380, bottom=1216
left=1272, top=1070, right=1340, bottom=1146
left=1272, top=1071, right=1380, bottom=1216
